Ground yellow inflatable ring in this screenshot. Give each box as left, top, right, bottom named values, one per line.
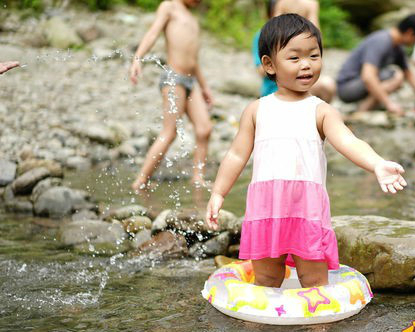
left=202, top=261, right=373, bottom=325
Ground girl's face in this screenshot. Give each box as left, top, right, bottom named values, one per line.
left=262, top=33, right=322, bottom=95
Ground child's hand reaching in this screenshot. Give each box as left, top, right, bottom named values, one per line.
left=129, top=59, right=142, bottom=85
left=374, top=160, right=407, bottom=193
left=206, top=193, right=224, bottom=231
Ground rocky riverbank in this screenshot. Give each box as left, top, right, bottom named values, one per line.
left=1, top=5, right=415, bottom=293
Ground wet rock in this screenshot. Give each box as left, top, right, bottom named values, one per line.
left=30, top=177, right=62, bottom=203
left=5, top=198, right=33, bottom=215
left=120, top=216, right=152, bottom=234
left=33, top=186, right=90, bottom=218
left=42, top=17, right=83, bottom=49
left=65, top=156, right=92, bottom=170
left=189, top=231, right=230, bottom=258
left=71, top=123, right=119, bottom=145
left=2, top=185, right=14, bottom=202
left=131, top=229, right=152, bottom=249
left=72, top=209, right=99, bottom=221
left=228, top=244, right=240, bottom=257
left=332, top=215, right=415, bottom=291
left=0, top=159, right=16, bottom=186
left=217, top=210, right=241, bottom=234
left=166, top=209, right=207, bottom=232
left=116, top=141, right=137, bottom=158
left=17, top=159, right=63, bottom=178
left=125, top=137, right=149, bottom=154
left=11, top=167, right=50, bottom=195
left=136, top=231, right=188, bottom=259
left=58, top=219, right=127, bottom=253
left=107, top=204, right=149, bottom=221
left=151, top=209, right=172, bottom=233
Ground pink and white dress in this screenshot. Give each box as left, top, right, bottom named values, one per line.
left=239, top=94, right=339, bottom=270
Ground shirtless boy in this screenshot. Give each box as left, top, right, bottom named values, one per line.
left=129, top=0, right=213, bottom=191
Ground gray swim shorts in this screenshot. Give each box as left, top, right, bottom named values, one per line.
left=337, top=68, right=395, bottom=103
left=159, top=70, right=195, bottom=97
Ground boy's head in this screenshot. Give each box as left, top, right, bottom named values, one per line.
left=397, top=14, right=415, bottom=46
left=259, top=14, right=322, bottom=82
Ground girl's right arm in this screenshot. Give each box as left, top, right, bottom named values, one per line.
left=206, top=100, right=258, bottom=229
left=130, top=2, right=171, bottom=84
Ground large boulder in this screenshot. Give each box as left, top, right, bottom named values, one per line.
left=58, top=219, right=128, bottom=255
left=189, top=231, right=231, bottom=258
left=164, top=208, right=240, bottom=233
left=135, top=231, right=188, bottom=259
left=33, top=186, right=91, bottom=218
left=107, top=204, right=149, bottom=221
left=332, top=215, right=415, bottom=291
left=0, top=159, right=16, bottom=186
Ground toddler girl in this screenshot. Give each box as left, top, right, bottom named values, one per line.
left=206, top=14, right=407, bottom=288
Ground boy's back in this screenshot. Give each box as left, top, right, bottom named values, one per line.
left=274, top=0, right=319, bottom=27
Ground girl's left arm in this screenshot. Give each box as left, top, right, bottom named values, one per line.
left=320, top=103, right=407, bottom=193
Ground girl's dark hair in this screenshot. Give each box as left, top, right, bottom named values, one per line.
left=397, top=14, right=415, bottom=33
left=266, top=0, right=277, bottom=19
left=259, top=14, right=323, bottom=81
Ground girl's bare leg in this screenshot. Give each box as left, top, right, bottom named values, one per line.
left=252, top=255, right=287, bottom=287
left=186, top=87, right=212, bottom=186
left=132, top=85, right=187, bottom=191
left=292, top=255, right=328, bottom=288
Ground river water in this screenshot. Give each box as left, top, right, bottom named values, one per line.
left=1, top=164, right=414, bottom=331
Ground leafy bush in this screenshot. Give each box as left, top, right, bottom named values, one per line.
left=201, top=0, right=264, bottom=49
left=1, top=0, right=44, bottom=11
left=133, top=0, right=162, bottom=11
left=319, top=0, right=360, bottom=49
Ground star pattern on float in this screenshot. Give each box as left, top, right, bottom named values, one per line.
left=297, top=287, right=330, bottom=313
left=275, top=305, right=286, bottom=316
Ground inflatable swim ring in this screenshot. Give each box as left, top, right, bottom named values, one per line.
left=202, top=260, right=372, bottom=325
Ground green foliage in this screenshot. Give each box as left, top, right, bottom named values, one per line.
left=319, top=0, right=360, bottom=49
left=0, top=0, right=44, bottom=11
left=133, top=0, right=162, bottom=11
left=201, top=0, right=264, bottom=49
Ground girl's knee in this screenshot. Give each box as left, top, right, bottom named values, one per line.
left=255, top=272, right=283, bottom=288
left=298, top=272, right=328, bottom=288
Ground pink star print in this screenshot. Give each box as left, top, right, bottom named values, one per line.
left=275, top=305, right=286, bottom=316
left=297, top=288, right=330, bottom=313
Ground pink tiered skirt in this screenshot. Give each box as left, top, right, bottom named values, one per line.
left=239, top=179, right=339, bottom=270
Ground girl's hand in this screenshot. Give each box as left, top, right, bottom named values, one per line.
left=206, top=193, right=224, bottom=231
left=129, top=59, right=142, bottom=85
left=374, top=160, right=407, bottom=193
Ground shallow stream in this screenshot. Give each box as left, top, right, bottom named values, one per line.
left=1, top=164, right=414, bottom=331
